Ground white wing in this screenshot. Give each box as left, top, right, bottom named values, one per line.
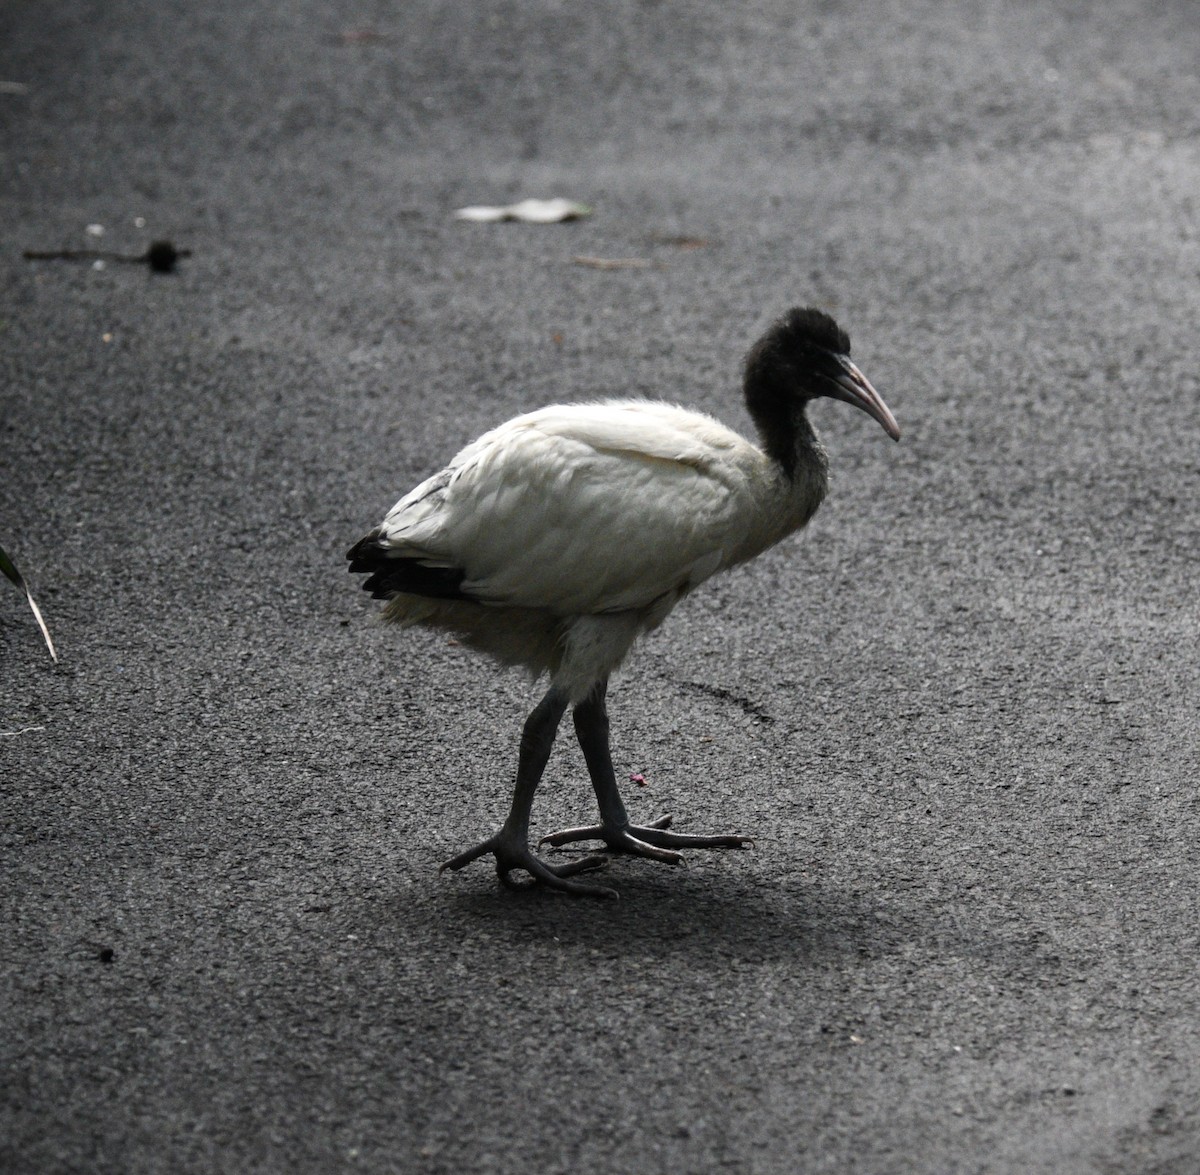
left=375, top=400, right=771, bottom=614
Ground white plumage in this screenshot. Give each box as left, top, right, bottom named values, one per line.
left=371, top=400, right=823, bottom=701
left=349, top=307, right=899, bottom=897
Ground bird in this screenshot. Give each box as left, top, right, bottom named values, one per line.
left=347, top=307, right=900, bottom=898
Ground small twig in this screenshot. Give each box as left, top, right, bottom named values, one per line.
left=0, top=725, right=46, bottom=738
left=649, top=234, right=711, bottom=249
left=571, top=255, right=654, bottom=270
left=23, top=239, right=191, bottom=273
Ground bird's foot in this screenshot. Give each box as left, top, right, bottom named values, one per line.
left=439, top=831, right=617, bottom=899
left=540, top=813, right=753, bottom=864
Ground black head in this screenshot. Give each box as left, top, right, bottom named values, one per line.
left=743, top=307, right=899, bottom=468
left=744, top=307, right=853, bottom=401
left=772, top=306, right=852, bottom=359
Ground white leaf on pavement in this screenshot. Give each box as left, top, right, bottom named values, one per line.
left=453, top=197, right=592, bottom=223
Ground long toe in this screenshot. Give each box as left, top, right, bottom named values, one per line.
left=631, top=822, right=754, bottom=851
left=541, top=813, right=753, bottom=860
left=540, top=813, right=669, bottom=849
left=496, top=852, right=617, bottom=898
left=440, top=832, right=618, bottom=899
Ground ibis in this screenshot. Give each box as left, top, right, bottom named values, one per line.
left=347, top=307, right=899, bottom=897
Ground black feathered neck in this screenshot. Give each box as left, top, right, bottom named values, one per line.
left=742, top=307, right=850, bottom=478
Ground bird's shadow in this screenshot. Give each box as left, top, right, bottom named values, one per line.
left=441, top=857, right=1035, bottom=975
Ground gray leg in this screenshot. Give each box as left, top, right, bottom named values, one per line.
left=440, top=686, right=616, bottom=897
left=540, top=679, right=753, bottom=861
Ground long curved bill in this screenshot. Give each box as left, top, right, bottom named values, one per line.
left=833, top=358, right=901, bottom=441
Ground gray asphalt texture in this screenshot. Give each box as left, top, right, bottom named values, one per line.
left=4, top=2, right=1200, bottom=1172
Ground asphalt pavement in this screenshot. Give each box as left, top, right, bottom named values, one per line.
left=3, top=2, right=1200, bottom=1172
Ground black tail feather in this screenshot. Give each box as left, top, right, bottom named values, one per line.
left=347, top=531, right=470, bottom=601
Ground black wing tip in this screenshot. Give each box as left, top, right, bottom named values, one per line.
left=346, top=529, right=384, bottom=569
left=363, top=561, right=471, bottom=602
left=346, top=533, right=471, bottom=602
